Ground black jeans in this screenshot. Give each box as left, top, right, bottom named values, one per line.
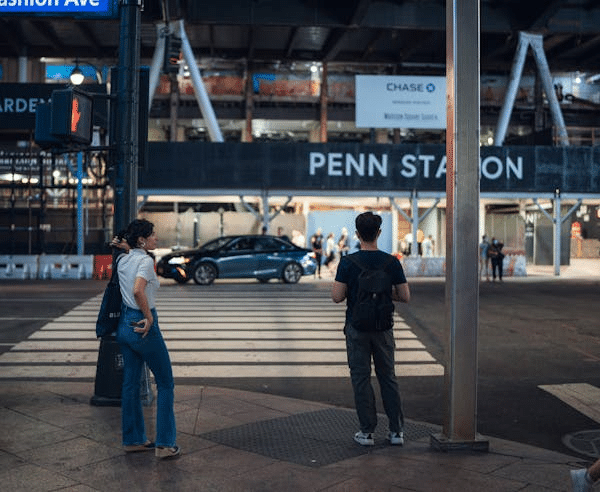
left=491, top=256, right=503, bottom=280
left=345, top=324, right=403, bottom=434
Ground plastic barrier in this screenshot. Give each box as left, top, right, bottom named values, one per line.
left=0, top=255, right=39, bottom=280
left=401, top=257, right=446, bottom=277
left=400, top=254, right=527, bottom=277
left=38, top=254, right=95, bottom=280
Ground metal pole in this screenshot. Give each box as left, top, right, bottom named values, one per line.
left=494, top=33, right=528, bottom=146
left=554, top=190, right=561, bottom=276
left=113, top=0, right=142, bottom=235
left=77, top=152, right=84, bottom=255
left=432, top=0, right=488, bottom=451
left=529, top=35, right=569, bottom=146
left=148, top=24, right=167, bottom=112
left=177, top=20, right=224, bottom=142
left=411, top=190, right=418, bottom=257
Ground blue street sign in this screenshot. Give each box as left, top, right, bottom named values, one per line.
left=1, top=0, right=118, bottom=18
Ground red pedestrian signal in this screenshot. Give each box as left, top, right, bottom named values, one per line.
left=50, top=88, right=93, bottom=145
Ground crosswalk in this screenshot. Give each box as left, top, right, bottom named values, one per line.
left=0, top=281, right=444, bottom=379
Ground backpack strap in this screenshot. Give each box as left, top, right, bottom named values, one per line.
left=347, top=253, right=395, bottom=272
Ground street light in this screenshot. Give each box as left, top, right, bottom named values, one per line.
left=70, top=60, right=103, bottom=85
left=70, top=65, right=85, bottom=85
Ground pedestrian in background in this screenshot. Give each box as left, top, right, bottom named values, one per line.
left=324, top=232, right=337, bottom=273
left=311, top=228, right=324, bottom=279
left=488, top=237, right=505, bottom=282
left=479, top=234, right=490, bottom=282
left=422, top=235, right=434, bottom=257
left=331, top=212, right=410, bottom=447
left=338, top=227, right=350, bottom=258
left=114, top=219, right=180, bottom=460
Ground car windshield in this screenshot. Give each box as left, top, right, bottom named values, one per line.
left=200, top=237, right=233, bottom=252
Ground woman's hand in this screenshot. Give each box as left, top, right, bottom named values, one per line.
left=131, top=317, right=153, bottom=338
left=111, top=236, right=130, bottom=252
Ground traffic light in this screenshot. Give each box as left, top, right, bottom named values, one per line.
left=50, top=88, right=93, bottom=145
left=163, top=34, right=182, bottom=74
left=34, top=88, right=93, bottom=149
left=34, top=102, right=63, bottom=149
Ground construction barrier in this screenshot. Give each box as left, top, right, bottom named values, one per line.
left=38, top=255, right=95, bottom=280
left=400, top=254, right=527, bottom=277
left=0, top=254, right=529, bottom=280
left=93, top=255, right=114, bottom=280
left=0, top=255, right=39, bottom=280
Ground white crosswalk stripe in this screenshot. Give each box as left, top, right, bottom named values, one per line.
left=0, top=282, right=444, bottom=379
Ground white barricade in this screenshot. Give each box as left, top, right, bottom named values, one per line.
left=38, top=254, right=95, bottom=279
left=400, top=254, right=527, bottom=277
left=0, top=255, right=39, bottom=280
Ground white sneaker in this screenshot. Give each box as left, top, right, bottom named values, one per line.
left=353, top=431, right=374, bottom=446
left=570, top=469, right=593, bottom=492
left=388, top=431, right=404, bottom=446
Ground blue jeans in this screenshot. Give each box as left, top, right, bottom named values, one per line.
left=345, top=324, right=404, bottom=434
left=116, top=305, right=176, bottom=447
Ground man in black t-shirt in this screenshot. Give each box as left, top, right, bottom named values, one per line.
left=331, top=212, right=410, bottom=447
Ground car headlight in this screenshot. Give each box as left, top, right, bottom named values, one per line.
left=167, top=257, right=190, bottom=265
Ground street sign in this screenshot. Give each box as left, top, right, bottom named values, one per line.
left=1, top=0, right=118, bottom=18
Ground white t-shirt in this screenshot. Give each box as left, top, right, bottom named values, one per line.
left=117, top=249, right=159, bottom=310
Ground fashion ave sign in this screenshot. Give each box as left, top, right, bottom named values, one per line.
left=1, top=0, right=117, bottom=17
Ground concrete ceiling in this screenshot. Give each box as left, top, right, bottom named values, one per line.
left=3, top=0, right=600, bottom=74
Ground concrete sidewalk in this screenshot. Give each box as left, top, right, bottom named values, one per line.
left=0, top=381, right=588, bottom=491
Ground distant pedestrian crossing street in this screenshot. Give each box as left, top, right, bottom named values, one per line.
left=0, top=281, right=444, bottom=379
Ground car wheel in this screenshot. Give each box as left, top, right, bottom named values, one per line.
left=282, top=262, right=302, bottom=284
left=193, top=263, right=217, bottom=285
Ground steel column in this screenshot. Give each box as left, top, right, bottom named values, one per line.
left=177, top=20, right=224, bottom=142
left=431, top=0, right=488, bottom=451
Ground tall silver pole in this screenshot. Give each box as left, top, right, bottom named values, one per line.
left=554, top=191, right=561, bottom=276
left=431, top=0, right=488, bottom=451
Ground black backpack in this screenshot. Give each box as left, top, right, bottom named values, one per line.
left=347, top=254, right=396, bottom=332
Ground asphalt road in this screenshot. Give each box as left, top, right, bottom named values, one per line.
left=1, top=276, right=599, bottom=459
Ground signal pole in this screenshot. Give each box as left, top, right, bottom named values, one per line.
left=113, top=0, right=142, bottom=234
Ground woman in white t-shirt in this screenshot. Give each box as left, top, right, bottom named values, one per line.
left=115, top=219, right=180, bottom=459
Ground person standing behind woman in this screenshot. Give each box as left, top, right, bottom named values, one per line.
left=114, top=219, right=180, bottom=459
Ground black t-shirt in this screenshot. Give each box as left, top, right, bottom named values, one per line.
left=335, top=250, right=407, bottom=326
left=312, top=234, right=323, bottom=251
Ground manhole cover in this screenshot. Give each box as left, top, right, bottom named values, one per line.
left=563, top=429, right=600, bottom=458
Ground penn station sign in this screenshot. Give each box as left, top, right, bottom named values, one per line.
left=1, top=0, right=117, bottom=17
left=308, top=151, right=524, bottom=182
left=140, top=142, right=600, bottom=195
